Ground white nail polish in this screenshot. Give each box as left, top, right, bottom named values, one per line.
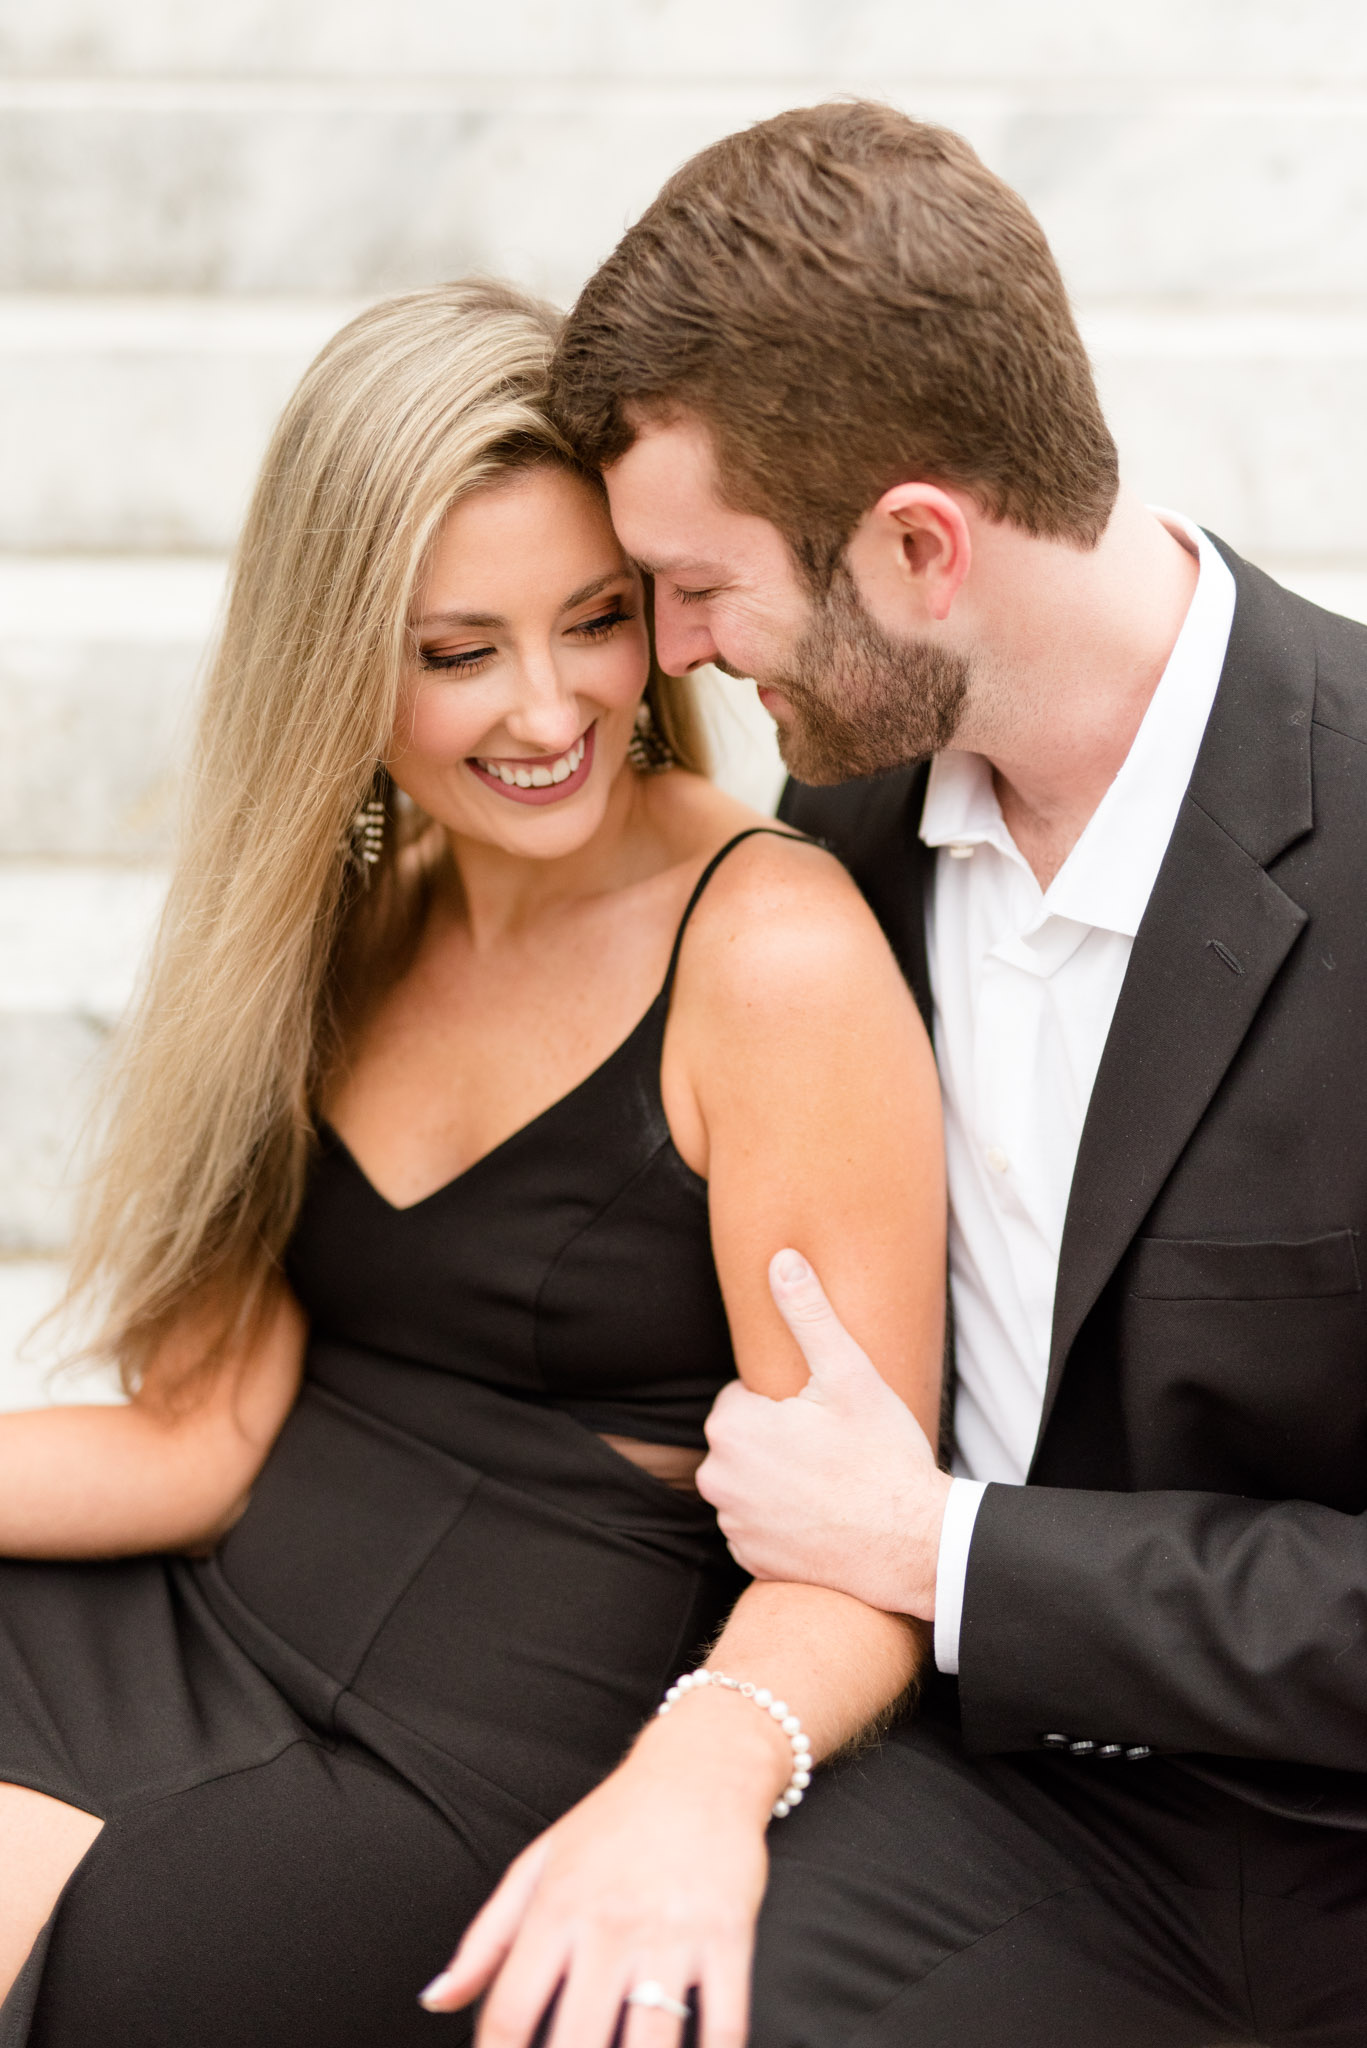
left=418, top=1969, right=458, bottom=2009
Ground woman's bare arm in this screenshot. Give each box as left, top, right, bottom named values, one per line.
left=0, top=1286, right=305, bottom=1559
left=659, top=830, right=943, bottom=1713
left=673, top=831, right=945, bottom=1425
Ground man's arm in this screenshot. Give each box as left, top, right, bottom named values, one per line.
left=957, top=1483, right=1367, bottom=1764
left=701, top=1259, right=1367, bottom=1772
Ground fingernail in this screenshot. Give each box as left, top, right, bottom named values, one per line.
left=418, top=1970, right=458, bottom=2010
left=772, top=1248, right=810, bottom=1285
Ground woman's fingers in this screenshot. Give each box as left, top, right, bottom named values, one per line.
left=542, top=1941, right=632, bottom=2048
left=420, top=1837, right=550, bottom=2011
left=473, top=1924, right=570, bottom=2048
left=619, top=1952, right=695, bottom=2048
left=699, top=1942, right=751, bottom=2048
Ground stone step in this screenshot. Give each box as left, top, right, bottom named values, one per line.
left=1, top=81, right=1366, bottom=301
left=2, top=0, right=1364, bottom=83
left=0, top=555, right=225, bottom=859
left=0, top=860, right=167, bottom=1018
left=0, top=861, right=166, bottom=1252
left=5, top=298, right=1367, bottom=557
left=0, top=298, right=354, bottom=552
left=1085, top=310, right=1367, bottom=562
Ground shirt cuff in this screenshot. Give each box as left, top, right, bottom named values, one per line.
left=932, top=1478, right=989, bottom=1676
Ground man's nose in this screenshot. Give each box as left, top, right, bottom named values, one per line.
left=652, top=591, right=720, bottom=677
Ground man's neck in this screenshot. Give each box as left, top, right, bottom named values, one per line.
left=950, top=491, right=1201, bottom=891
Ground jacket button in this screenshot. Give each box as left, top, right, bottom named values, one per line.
left=1096, top=1744, right=1124, bottom=1759
left=1068, top=1739, right=1096, bottom=1755
left=1041, top=1733, right=1071, bottom=1750
left=1125, top=1745, right=1153, bottom=1761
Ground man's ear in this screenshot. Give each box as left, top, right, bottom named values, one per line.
left=847, top=483, right=973, bottom=625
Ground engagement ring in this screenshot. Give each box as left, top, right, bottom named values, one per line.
left=625, top=1980, right=691, bottom=2022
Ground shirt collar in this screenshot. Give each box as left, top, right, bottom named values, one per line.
left=919, top=510, right=1236, bottom=939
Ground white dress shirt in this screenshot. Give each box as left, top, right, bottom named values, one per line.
left=925, top=513, right=1236, bottom=1674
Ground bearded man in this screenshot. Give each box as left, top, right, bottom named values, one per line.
left=548, top=100, right=1367, bottom=2045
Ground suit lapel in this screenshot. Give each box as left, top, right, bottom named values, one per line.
left=1032, top=546, right=1316, bottom=1466
left=852, top=766, right=936, bottom=1029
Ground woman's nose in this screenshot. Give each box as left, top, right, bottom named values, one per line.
left=502, top=662, right=584, bottom=753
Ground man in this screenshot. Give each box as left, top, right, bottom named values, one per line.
left=550, top=102, right=1367, bottom=2043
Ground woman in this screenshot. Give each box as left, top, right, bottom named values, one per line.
left=0, top=282, right=944, bottom=2047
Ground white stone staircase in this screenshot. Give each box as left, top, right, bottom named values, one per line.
left=3, top=0, right=1366, bottom=1402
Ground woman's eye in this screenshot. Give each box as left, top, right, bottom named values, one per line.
left=420, top=645, right=494, bottom=673
left=572, top=606, right=633, bottom=640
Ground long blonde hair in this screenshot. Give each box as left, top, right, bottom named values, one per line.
left=62, top=280, right=705, bottom=1400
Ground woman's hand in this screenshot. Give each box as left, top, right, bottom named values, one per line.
left=419, top=1693, right=791, bottom=2047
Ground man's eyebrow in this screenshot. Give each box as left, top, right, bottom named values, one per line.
left=630, top=557, right=728, bottom=583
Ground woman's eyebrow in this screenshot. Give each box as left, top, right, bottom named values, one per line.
left=414, top=572, right=629, bottom=633
left=557, top=571, right=629, bottom=614
left=414, top=607, right=507, bottom=631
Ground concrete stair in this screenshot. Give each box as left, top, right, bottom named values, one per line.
left=3, top=0, right=1366, bottom=1401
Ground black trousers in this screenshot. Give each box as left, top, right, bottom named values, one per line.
left=748, top=1715, right=1367, bottom=2047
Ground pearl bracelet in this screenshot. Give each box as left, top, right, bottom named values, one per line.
left=656, top=1667, right=813, bottom=1818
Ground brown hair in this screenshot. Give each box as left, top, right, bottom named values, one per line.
left=551, top=101, right=1118, bottom=585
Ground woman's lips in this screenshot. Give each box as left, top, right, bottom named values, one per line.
left=466, top=723, right=596, bottom=806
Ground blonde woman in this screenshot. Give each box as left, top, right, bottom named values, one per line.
left=0, top=283, right=943, bottom=2047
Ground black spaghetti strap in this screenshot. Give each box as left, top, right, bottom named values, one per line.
left=659, top=826, right=808, bottom=998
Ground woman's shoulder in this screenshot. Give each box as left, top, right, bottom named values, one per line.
left=674, top=805, right=915, bottom=1032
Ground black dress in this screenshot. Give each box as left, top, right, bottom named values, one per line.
left=0, top=831, right=786, bottom=2048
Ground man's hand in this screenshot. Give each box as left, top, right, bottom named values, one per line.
left=697, top=1250, right=951, bottom=1619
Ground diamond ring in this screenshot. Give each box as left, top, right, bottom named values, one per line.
left=624, top=1980, right=691, bottom=2022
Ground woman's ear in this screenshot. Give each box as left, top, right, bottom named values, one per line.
left=846, top=483, right=973, bottom=625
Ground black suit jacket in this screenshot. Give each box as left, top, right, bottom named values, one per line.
left=780, top=541, right=1367, bottom=1822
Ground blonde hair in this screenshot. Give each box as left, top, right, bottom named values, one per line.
left=62, top=280, right=705, bottom=1400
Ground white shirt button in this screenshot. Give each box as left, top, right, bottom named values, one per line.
left=947, top=842, right=976, bottom=860
left=985, top=1146, right=1010, bottom=1175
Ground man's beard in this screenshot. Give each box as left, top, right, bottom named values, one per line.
left=745, top=564, right=970, bottom=786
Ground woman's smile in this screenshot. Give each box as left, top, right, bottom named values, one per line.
left=467, top=721, right=595, bottom=805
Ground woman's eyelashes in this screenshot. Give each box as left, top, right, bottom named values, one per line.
left=417, top=603, right=635, bottom=674
left=419, top=642, right=495, bottom=673
left=573, top=600, right=636, bottom=640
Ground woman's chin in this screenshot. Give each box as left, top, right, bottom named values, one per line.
left=443, top=778, right=623, bottom=860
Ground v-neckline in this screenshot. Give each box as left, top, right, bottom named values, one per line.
left=315, top=828, right=793, bottom=1215
left=319, top=989, right=668, bottom=1215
